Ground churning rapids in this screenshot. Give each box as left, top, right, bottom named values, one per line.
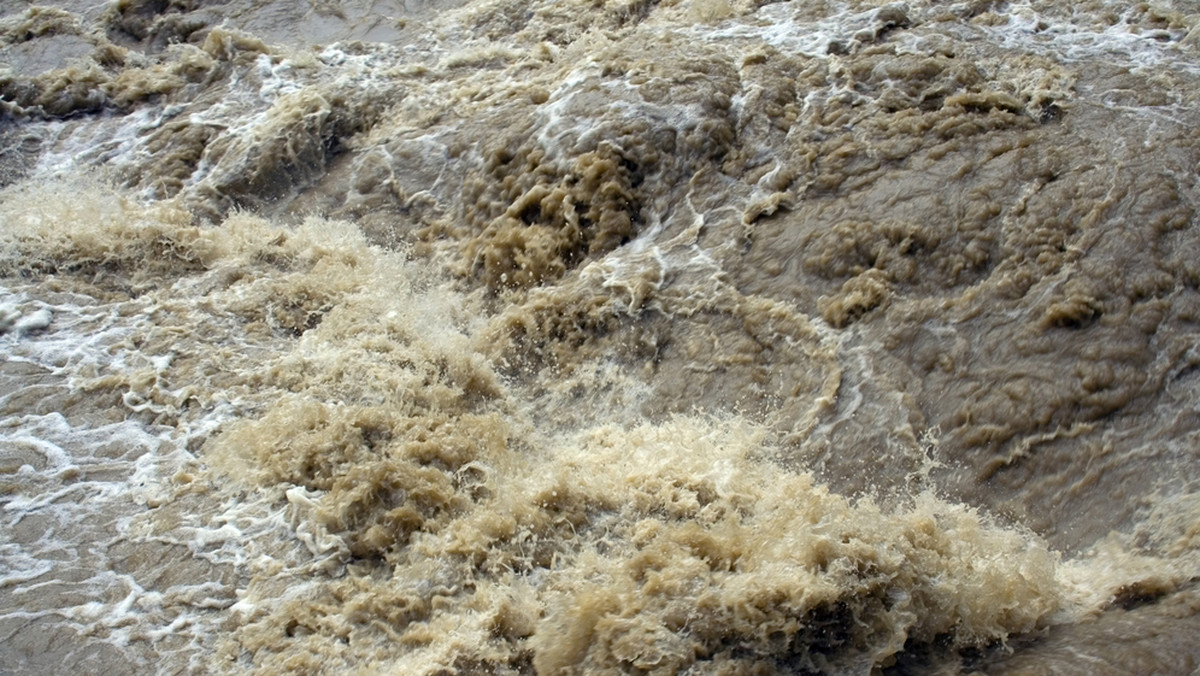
left=3, top=0, right=1200, bottom=673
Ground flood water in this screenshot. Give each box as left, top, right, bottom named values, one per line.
left=2, top=0, right=1200, bottom=673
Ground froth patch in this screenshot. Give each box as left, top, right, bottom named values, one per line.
left=0, top=303, right=52, bottom=337
left=218, top=413, right=1068, bottom=673
left=527, top=422, right=1063, bottom=673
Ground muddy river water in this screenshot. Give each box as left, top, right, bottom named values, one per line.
left=2, top=0, right=1200, bottom=673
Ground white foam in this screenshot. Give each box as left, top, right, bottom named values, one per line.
left=0, top=273, right=319, bottom=671
left=32, top=107, right=164, bottom=180
left=975, top=1, right=1200, bottom=73
left=0, top=303, right=19, bottom=333
left=13, top=307, right=52, bottom=336
left=699, top=1, right=911, bottom=58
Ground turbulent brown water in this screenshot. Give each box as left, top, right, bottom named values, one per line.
left=2, top=0, right=1200, bottom=673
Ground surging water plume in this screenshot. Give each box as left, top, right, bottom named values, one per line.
left=0, top=180, right=1188, bottom=674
